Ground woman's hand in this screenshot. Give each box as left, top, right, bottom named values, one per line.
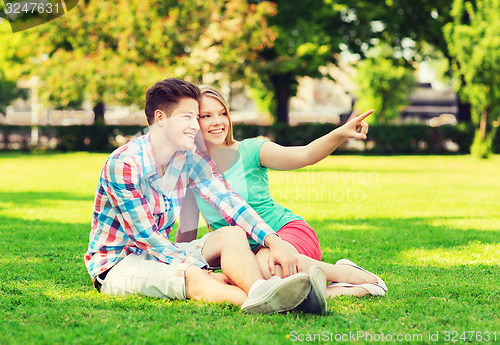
left=337, top=109, right=373, bottom=140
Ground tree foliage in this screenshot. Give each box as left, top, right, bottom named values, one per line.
left=354, top=48, right=415, bottom=124
left=444, top=0, right=500, bottom=158
left=0, top=70, right=18, bottom=115
left=253, top=0, right=454, bottom=123
left=0, top=18, right=30, bottom=115
left=13, top=0, right=275, bottom=121
left=255, top=0, right=343, bottom=122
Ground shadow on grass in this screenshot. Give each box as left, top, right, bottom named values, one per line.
left=0, top=152, right=55, bottom=159
left=0, top=218, right=498, bottom=342
left=0, top=191, right=94, bottom=205
left=0, top=211, right=497, bottom=290
left=311, top=216, right=499, bottom=253
left=0, top=215, right=90, bottom=290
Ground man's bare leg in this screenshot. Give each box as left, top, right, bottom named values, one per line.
left=201, top=226, right=266, bottom=294
left=184, top=226, right=262, bottom=304
left=185, top=266, right=247, bottom=304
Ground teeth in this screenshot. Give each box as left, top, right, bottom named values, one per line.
left=210, top=129, right=223, bottom=134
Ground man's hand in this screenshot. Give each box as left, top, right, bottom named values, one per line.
left=264, top=234, right=301, bottom=277
left=339, top=109, right=373, bottom=140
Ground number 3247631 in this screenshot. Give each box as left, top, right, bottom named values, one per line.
left=5, top=2, right=62, bottom=15
left=443, top=331, right=497, bottom=342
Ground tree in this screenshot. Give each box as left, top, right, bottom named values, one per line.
left=371, top=0, right=476, bottom=123
left=15, top=0, right=275, bottom=123
left=0, top=17, right=30, bottom=115
left=254, top=0, right=344, bottom=123
left=353, top=47, right=416, bottom=124
left=444, top=0, right=500, bottom=158
left=253, top=0, right=456, bottom=123
left=0, top=71, right=18, bottom=116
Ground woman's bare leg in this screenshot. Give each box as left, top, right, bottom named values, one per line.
left=256, top=249, right=377, bottom=284
left=255, top=248, right=378, bottom=299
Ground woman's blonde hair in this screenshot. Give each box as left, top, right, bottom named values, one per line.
left=199, top=85, right=235, bottom=145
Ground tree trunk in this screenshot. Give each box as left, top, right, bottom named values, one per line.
left=93, top=101, right=105, bottom=125
left=479, top=109, right=487, bottom=140
left=454, top=72, right=471, bottom=122
left=456, top=97, right=471, bottom=123
left=448, top=59, right=471, bottom=123
left=270, top=73, right=293, bottom=124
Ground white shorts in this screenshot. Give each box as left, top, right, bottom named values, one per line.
left=99, top=234, right=210, bottom=300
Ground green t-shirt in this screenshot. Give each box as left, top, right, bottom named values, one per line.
left=193, top=138, right=304, bottom=251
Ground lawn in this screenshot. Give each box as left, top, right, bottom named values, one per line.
left=0, top=152, right=499, bottom=344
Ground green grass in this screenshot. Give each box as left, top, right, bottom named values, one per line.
left=1, top=152, right=499, bottom=344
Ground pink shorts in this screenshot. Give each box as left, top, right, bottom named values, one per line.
left=276, top=220, right=321, bottom=261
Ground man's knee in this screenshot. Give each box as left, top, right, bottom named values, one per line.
left=217, top=226, right=246, bottom=238
left=203, top=226, right=251, bottom=264
left=213, top=226, right=247, bottom=244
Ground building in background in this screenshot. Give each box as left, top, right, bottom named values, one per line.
left=4, top=66, right=458, bottom=127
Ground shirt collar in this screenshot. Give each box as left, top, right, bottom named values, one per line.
left=142, top=133, right=158, bottom=178
left=141, top=132, right=191, bottom=179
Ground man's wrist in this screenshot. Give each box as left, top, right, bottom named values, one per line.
left=263, top=233, right=280, bottom=248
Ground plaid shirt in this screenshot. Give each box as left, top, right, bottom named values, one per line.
left=84, top=133, right=275, bottom=280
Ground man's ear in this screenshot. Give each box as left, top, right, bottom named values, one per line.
left=154, top=109, right=165, bottom=125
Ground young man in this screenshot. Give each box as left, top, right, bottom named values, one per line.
left=84, top=78, right=325, bottom=314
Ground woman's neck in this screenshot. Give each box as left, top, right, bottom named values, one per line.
left=206, top=142, right=238, bottom=174
left=206, top=143, right=229, bottom=156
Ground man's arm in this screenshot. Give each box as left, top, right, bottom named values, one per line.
left=189, top=151, right=300, bottom=276
left=263, top=232, right=302, bottom=277
left=102, top=157, right=206, bottom=268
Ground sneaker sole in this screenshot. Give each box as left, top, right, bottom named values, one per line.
left=309, top=266, right=327, bottom=314
left=327, top=282, right=386, bottom=296
left=241, top=273, right=311, bottom=314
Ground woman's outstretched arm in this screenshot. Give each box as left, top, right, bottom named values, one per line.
left=259, top=109, right=373, bottom=171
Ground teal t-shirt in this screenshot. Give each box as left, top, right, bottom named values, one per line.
left=193, top=138, right=304, bottom=251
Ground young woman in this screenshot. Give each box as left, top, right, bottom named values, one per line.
left=177, top=85, right=387, bottom=298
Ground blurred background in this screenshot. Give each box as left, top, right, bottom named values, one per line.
left=0, top=0, right=498, bottom=157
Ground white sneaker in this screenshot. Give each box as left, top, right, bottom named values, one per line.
left=335, top=259, right=388, bottom=292
left=327, top=282, right=386, bottom=296
left=241, top=273, right=311, bottom=314
left=294, top=266, right=327, bottom=314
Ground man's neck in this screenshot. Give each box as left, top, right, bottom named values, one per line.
left=149, top=128, right=176, bottom=173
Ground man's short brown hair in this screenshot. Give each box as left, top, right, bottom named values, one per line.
left=145, top=78, right=200, bottom=125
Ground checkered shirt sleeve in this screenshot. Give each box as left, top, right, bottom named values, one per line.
left=85, top=154, right=206, bottom=279
left=189, top=151, right=275, bottom=245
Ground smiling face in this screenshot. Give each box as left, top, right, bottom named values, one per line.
left=198, top=95, right=230, bottom=148
left=156, top=97, right=200, bottom=151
